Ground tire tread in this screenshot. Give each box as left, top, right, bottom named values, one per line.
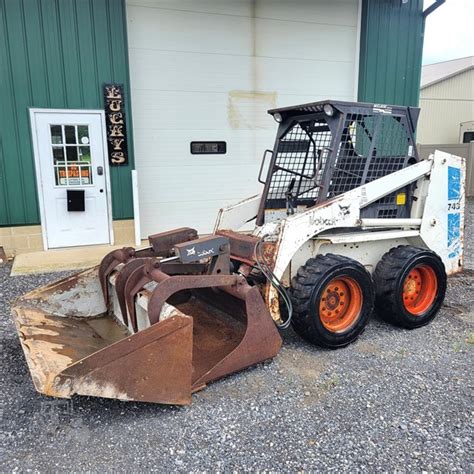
left=290, top=254, right=373, bottom=348
left=373, top=245, right=446, bottom=328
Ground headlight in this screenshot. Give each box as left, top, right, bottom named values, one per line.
left=273, top=112, right=283, bottom=123
left=323, top=104, right=335, bottom=117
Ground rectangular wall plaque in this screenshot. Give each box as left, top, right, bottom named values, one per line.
left=103, top=83, right=128, bottom=166
left=190, top=141, right=227, bottom=155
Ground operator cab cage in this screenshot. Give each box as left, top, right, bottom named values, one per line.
left=257, top=100, right=421, bottom=225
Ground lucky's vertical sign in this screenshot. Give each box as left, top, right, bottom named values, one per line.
left=103, top=84, right=128, bottom=165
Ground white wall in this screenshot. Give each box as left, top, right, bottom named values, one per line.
left=126, top=0, right=360, bottom=235
left=418, top=69, right=474, bottom=144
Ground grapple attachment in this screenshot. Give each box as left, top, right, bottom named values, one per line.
left=12, top=229, right=281, bottom=405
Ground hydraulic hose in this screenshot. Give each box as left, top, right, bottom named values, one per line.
left=255, top=236, right=293, bottom=329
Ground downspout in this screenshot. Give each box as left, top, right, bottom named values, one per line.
left=422, top=0, right=445, bottom=18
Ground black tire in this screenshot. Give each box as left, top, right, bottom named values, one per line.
left=374, top=246, right=446, bottom=329
left=290, top=254, right=374, bottom=348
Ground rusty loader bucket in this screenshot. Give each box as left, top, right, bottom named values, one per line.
left=12, top=229, right=282, bottom=405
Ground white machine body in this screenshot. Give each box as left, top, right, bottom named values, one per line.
left=215, top=150, right=465, bottom=322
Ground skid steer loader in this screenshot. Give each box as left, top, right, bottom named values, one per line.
left=12, top=101, right=465, bottom=405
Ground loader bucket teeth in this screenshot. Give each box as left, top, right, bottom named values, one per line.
left=123, top=258, right=158, bottom=333
left=98, top=247, right=136, bottom=301
left=114, top=258, right=150, bottom=327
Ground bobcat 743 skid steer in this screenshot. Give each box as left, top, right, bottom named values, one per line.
left=12, top=101, right=465, bottom=405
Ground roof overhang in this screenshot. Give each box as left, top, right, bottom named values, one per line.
left=421, top=66, right=474, bottom=89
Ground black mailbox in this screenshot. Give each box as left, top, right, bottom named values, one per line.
left=67, top=190, right=85, bottom=212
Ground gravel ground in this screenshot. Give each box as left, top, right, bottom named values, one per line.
left=1, top=199, right=472, bottom=472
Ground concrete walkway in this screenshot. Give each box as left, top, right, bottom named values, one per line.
left=11, top=241, right=148, bottom=276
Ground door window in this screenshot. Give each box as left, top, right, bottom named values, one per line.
left=50, top=124, right=93, bottom=186
left=462, top=131, right=474, bottom=143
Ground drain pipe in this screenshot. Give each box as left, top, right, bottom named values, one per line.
left=423, top=0, right=445, bottom=18
left=131, top=170, right=141, bottom=247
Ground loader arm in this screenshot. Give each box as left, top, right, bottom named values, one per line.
left=214, top=194, right=262, bottom=232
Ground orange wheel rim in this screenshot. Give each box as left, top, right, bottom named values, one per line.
left=402, top=264, right=437, bottom=316
left=319, top=276, right=362, bottom=333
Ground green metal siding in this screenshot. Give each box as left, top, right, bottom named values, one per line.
left=0, top=0, right=134, bottom=226
left=358, top=0, right=425, bottom=107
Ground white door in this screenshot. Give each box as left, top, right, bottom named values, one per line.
left=127, top=0, right=360, bottom=235
left=31, top=110, right=111, bottom=249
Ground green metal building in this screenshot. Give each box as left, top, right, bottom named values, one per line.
left=0, top=0, right=436, bottom=255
